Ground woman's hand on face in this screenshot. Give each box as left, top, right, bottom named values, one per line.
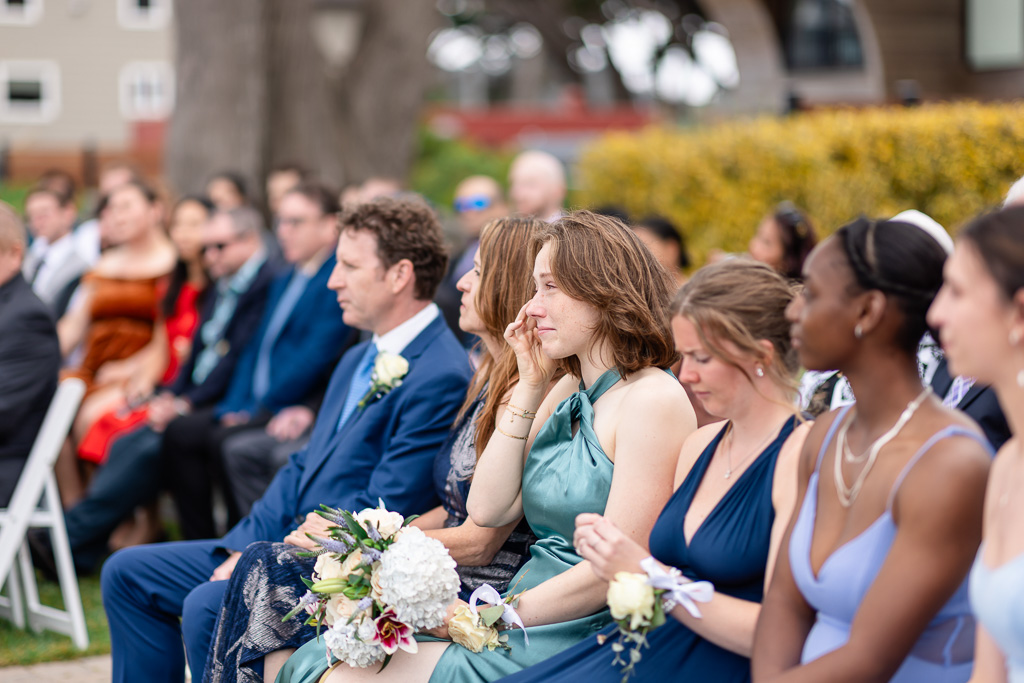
left=504, top=304, right=557, bottom=389
left=574, top=514, right=649, bottom=583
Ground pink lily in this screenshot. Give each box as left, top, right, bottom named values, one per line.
left=372, top=609, right=418, bottom=655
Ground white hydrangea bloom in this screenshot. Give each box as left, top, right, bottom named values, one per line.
left=378, top=527, right=459, bottom=630
left=324, top=617, right=386, bottom=669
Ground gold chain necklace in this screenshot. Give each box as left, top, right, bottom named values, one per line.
left=724, top=420, right=783, bottom=479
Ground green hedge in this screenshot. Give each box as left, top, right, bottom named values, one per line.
left=575, top=101, right=1024, bottom=265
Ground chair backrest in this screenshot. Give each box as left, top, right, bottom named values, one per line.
left=0, top=378, right=85, bottom=576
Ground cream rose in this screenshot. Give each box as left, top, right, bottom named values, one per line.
left=370, top=564, right=385, bottom=602
left=607, top=571, right=656, bottom=631
left=324, top=593, right=360, bottom=625
left=374, top=352, right=409, bottom=386
left=314, top=549, right=363, bottom=582
left=448, top=605, right=502, bottom=653
left=356, top=508, right=405, bottom=538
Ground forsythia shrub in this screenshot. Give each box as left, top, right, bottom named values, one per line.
left=575, top=101, right=1024, bottom=266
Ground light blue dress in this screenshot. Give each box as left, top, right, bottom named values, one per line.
left=970, top=545, right=1024, bottom=683
left=789, top=405, right=990, bottom=682
left=278, top=370, right=623, bottom=683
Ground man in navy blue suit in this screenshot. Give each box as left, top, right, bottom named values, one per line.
left=161, top=183, right=356, bottom=539
left=101, top=196, right=472, bottom=683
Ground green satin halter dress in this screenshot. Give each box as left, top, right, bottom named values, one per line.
left=277, top=369, right=622, bottom=683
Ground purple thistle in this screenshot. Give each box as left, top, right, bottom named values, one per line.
left=365, top=524, right=382, bottom=542
left=299, top=591, right=318, bottom=608
left=330, top=530, right=355, bottom=546
left=309, top=535, right=351, bottom=554
left=357, top=597, right=373, bottom=612
left=361, top=548, right=382, bottom=564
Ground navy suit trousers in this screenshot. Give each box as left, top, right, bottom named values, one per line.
left=102, top=540, right=231, bottom=683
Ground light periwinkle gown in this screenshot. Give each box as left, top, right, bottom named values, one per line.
left=789, top=404, right=991, bottom=682
left=970, top=545, right=1024, bottom=682
left=278, top=369, right=623, bottom=683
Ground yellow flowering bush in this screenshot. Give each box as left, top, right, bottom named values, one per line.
left=574, top=101, right=1024, bottom=266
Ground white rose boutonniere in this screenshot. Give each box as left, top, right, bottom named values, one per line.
left=357, top=352, right=409, bottom=410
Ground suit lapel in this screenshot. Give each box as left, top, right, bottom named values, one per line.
left=930, top=360, right=953, bottom=399
left=298, top=316, right=448, bottom=492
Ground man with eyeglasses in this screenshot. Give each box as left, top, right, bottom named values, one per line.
left=437, top=175, right=507, bottom=345
left=162, top=183, right=356, bottom=540
left=32, top=205, right=279, bottom=578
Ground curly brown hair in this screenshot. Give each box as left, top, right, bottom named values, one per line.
left=338, top=196, right=448, bottom=300
left=531, top=210, right=678, bottom=379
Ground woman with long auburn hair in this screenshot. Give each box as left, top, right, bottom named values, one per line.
left=279, top=211, right=697, bottom=683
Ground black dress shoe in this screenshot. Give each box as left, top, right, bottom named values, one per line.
left=26, top=529, right=60, bottom=583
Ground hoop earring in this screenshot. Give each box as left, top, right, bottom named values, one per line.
left=854, top=324, right=864, bottom=340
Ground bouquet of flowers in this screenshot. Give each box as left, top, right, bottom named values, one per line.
left=600, top=558, right=714, bottom=681
left=284, top=501, right=460, bottom=670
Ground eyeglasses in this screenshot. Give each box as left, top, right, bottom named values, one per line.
left=453, top=195, right=494, bottom=213
left=201, top=236, right=241, bottom=254
left=277, top=216, right=315, bottom=228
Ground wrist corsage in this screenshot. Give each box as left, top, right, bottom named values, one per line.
left=449, top=581, right=529, bottom=653
left=600, top=557, right=713, bottom=681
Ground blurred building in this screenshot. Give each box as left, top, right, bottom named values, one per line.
left=0, top=0, right=172, bottom=182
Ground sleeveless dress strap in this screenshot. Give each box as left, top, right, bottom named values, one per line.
left=885, top=427, right=992, bottom=512
left=814, top=405, right=853, bottom=473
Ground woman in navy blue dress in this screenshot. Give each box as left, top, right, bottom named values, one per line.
left=501, top=259, right=812, bottom=683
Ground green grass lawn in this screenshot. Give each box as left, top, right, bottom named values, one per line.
left=0, top=183, right=30, bottom=213
left=0, top=571, right=110, bottom=667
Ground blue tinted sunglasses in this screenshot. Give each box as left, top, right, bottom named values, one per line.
left=454, top=194, right=493, bottom=213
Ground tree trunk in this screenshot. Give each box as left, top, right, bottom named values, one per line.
left=166, top=0, right=441, bottom=198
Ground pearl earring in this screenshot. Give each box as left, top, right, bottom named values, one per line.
left=854, top=324, right=863, bottom=340
left=1011, top=329, right=1022, bottom=346
left=755, top=367, right=764, bottom=378
left=1018, top=370, right=1024, bottom=388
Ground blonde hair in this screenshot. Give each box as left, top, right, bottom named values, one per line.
left=673, top=259, right=799, bottom=401
left=531, top=210, right=678, bottom=379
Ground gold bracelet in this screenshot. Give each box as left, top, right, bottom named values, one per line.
left=496, top=423, right=528, bottom=440
left=507, top=403, right=538, bottom=420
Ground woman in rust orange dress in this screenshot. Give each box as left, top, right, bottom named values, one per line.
left=55, top=181, right=178, bottom=506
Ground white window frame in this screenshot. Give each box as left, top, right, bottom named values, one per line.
left=0, top=0, right=43, bottom=26
left=118, top=61, right=175, bottom=120
left=966, top=0, right=1024, bottom=70
left=0, top=60, right=60, bottom=124
left=117, top=0, right=172, bottom=30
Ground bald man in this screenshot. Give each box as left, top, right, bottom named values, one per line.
left=508, top=150, right=567, bottom=222
left=0, top=202, right=61, bottom=505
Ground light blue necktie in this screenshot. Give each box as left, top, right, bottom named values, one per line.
left=252, top=270, right=310, bottom=402
left=336, top=343, right=378, bottom=431
left=943, top=375, right=976, bottom=408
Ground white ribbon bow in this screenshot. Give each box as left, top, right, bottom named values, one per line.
left=468, top=584, right=530, bottom=646
left=640, top=556, right=714, bottom=618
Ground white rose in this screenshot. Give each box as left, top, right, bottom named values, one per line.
left=356, top=508, right=404, bottom=538
left=374, top=352, right=409, bottom=386
left=314, top=549, right=363, bottom=582
left=607, top=572, right=655, bottom=631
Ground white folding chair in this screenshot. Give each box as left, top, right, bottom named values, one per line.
left=0, top=378, right=88, bottom=649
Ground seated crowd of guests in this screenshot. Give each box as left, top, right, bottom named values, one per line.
left=1, top=152, right=1023, bottom=683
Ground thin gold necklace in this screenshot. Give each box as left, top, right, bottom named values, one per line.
left=724, top=420, right=783, bottom=479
